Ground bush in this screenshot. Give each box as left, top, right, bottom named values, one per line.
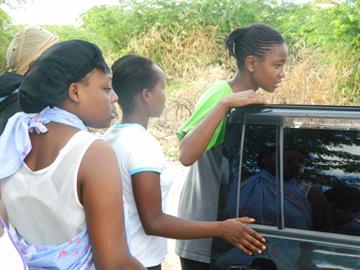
left=0, top=9, right=15, bottom=70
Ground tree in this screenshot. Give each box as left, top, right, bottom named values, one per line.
left=0, top=9, right=15, bottom=70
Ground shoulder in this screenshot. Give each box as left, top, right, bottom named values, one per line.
left=104, top=124, right=147, bottom=144
left=241, top=174, right=258, bottom=185
left=77, top=139, right=122, bottom=193
left=80, top=139, right=118, bottom=174
left=200, top=81, right=232, bottom=99
left=105, top=124, right=159, bottom=149
left=194, top=81, right=232, bottom=110
left=128, top=129, right=163, bottom=158
left=104, top=125, right=163, bottom=171
left=85, top=139, right=116, bottom=160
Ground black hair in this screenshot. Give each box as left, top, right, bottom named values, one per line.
left=225, top=23, right=285, bottom=70
left=111, top=54, right=158, bottom=114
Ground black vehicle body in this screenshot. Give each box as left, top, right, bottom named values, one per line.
left=211, top=105, right=360, bottom=270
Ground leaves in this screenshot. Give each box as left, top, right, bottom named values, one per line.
left=0, top=0, right=359, bottom=99
left=0, top=9, right=15, bottom=70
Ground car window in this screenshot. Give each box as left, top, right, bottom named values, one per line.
left=212, top=116, right=360, bottom=270
left=283, top=117, right=360, bottom=235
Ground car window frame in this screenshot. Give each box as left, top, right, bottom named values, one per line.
left=229, top=104, right=360, bottom=250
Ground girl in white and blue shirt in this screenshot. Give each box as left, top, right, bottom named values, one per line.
left=104, top=54, right=266, bottom=270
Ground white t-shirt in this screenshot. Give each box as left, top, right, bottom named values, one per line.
left=104, top=123, right=173, bottom=267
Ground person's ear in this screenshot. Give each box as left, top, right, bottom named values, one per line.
left=244, top=55, right=257, bottom=73
left=141, top=88, right=151, bottom=103
left=68, top=82, right=81, bottom=103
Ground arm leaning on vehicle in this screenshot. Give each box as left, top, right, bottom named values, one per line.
left=179, top=90, right=265, bottom=166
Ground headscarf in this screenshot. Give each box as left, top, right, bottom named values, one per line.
left=19, top=39, right=110, bottom=113
left=6, top=25, right=59, bottom=75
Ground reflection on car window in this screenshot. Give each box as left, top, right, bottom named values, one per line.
left=212, top=118, right=360, bottom=270
left=284, top=126, right=360, bottom=236
left=221, top=121, right=360, bottom=235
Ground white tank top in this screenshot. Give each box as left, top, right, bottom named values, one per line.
left=0, top=131, right=97, bottom=245
left=0, top=218, right=27, bottom=269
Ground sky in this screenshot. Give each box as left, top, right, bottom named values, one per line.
left=0, top=0, right=120, bottom=25
left=1, top=0, right=311, bottom=26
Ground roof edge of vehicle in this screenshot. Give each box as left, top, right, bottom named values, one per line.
left=229, top=104, right=360, bottom=123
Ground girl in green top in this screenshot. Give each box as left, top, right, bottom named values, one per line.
left=176, top=23, right=288, bottom=270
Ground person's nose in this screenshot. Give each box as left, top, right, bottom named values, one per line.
left=111, top=89, right=118, bottom=103
left=279, top=67, right=286, bottom=79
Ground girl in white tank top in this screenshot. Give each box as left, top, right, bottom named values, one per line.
left=0, top=40, right=144, bottom=270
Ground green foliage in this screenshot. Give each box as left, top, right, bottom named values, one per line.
left=77, top=0, right=359, bottom=100
left=78, top=0, right=360, bottom=59
left=0, top=0, right=359, bottom=101
left=0, top=8, right=15, bottom=70
left=310, top=1, right=360, bottom=99
left=44, top=25, right=88, bottom=41
left=81, top=6, right=134, bottom=58
left=80, top=0, right=282, bottom=56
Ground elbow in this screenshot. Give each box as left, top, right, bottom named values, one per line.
left=178, top=144, right=196, bottom=166
left=142, top=220, right=161, bottom=236
left=143, top=226, right=156, bottom=236
left=179, top=154, right=195, bottom=167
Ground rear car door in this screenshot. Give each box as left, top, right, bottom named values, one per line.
left=211, top=105, right=360, bottom=270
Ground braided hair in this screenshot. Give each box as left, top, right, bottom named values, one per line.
left=225, top=24, right=285, bottom=70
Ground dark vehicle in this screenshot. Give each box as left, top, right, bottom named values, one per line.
left=211, top=105, right=360, bottom=270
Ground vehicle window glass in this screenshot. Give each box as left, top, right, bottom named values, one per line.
left=222, top=124, right=279, bottom=226
left=212, top=116, right=360, bottom=270
left=213, top=124, right=278, bottom=267
left=283, top=118, right=360, bottom=236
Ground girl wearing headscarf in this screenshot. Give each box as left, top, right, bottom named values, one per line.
left=0, top=40, right=144, bottom=270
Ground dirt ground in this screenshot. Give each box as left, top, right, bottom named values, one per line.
left=162, top=160, right=188, bottom=270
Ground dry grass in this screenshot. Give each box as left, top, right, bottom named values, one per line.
left=127, top=25, right=223, bottom=81
left=261, top=44, right=358, bottom=106
left=110, top=27, right=359, bottom=157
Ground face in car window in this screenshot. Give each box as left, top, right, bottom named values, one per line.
left=259, top=148, right=306, bottom=181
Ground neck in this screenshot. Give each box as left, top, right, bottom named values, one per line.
left=228, top=70, right=258, bottom=93
left=121, top=113, right=149, bottom=129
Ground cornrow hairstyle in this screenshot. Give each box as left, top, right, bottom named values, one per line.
left=224, top=23, right=285, bottom=70
left=111, top=54, right=158, bottom=114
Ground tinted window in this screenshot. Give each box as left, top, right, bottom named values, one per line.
left=212, top=117, right=360, bottom=270
left=282, top=118, right=360, bottom=235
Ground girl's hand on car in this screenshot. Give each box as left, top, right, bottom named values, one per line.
left=222, top=90, right=266, bottom=109
left=220, top=217, right=266, bottom=256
